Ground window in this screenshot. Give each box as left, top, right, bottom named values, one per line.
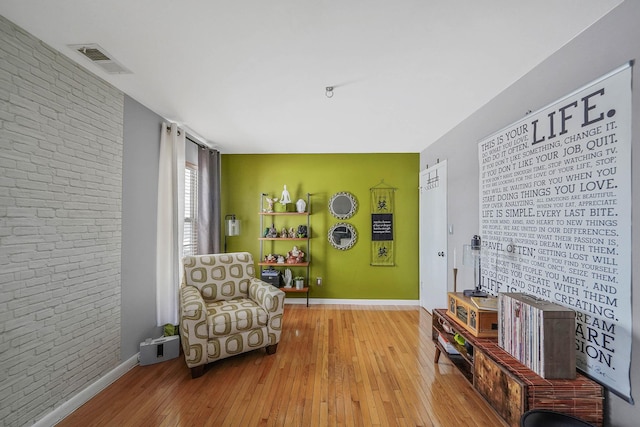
left=184, top=163, right=198, bottom=256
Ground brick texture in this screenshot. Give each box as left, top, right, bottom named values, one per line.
left=0, top=16, right=123, bottom=426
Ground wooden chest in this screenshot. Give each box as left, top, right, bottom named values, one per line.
left=474, top=349, right=524, bottom=427
left=447, top=292, right=498, bottom=338
left=499, top=293, right=576, bottom=379
left=475, top=341, right=603, bottom=427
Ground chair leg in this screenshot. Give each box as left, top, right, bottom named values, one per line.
left=265, top=344, right=278, bottom=355
left=190, top=365, right=205, bottom=379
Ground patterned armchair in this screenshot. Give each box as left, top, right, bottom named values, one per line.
left=179, top=252, right=285, bottom=378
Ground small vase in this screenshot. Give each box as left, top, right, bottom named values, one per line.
left=295, top=280, right=304, bottom=289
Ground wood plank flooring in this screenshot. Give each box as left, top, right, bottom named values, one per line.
left=58, top=305, right=507, bottom=427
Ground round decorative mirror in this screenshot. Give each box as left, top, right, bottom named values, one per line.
left=328, top=223, right=357, bottom=250
left=328, top=192, right=357, bottom=219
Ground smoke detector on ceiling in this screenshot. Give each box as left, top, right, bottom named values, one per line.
left=68, top=43, right=131, bottom=74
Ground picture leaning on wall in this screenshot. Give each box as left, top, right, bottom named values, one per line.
left=477, top=62, right=633, bottom=401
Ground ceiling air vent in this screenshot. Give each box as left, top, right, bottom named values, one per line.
left=68, top=43, right=131, bottom=74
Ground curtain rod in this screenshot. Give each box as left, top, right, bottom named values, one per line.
left=166, top=124, right=215, bottom=151
left=188, top=136, right=220, bottom=153
left=186, top=135, right=206, bottom=150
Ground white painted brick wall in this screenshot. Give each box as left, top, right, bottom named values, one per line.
left=0, top=16, right=123, bottom=426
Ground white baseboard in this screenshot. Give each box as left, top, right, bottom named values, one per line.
left=35, top=354, right=139, bottom=427
left=285, top=298, right=419, bottom=306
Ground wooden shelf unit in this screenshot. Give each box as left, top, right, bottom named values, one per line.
left=281, top=286, right=310, bottom=307
left=258, top=237, right=309, bottom=241
left=259, top=262, right=309, bottom=267
left=432, top=308, right=604, bottom=427
left=259, top=212, right=310, bottom=216
left=259, top=193, right=311, bottom=305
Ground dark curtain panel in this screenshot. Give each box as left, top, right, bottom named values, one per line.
left=197, top=147, right=221, bottom=254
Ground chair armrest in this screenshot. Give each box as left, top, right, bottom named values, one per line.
left=179, top=285, right=208, bottom=368
left=249, top=278, right=285, bottom=345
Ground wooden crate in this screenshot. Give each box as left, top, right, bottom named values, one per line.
left=447, top=292, right=498, bottom=338
left=477, top=340, right=603, bottom=427
left=499, top=292, right=576, bottom=379
left=474, top=349, right=525, bottom=427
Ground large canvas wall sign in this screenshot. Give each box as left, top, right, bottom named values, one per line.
left=478, top=63, right=632, bottom=401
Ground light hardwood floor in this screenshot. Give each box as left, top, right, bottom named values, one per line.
left=58, top=305, right=507, bottom=426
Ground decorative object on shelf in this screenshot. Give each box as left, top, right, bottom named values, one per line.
left=296, top=198, right=306, bottom=213
left=499, top=293, right=576, bottom=379
left=275, top=185, right=292, bottom=212
left=288, top=227, right=296, bottom=238
left=265, top=224, right=278, bottom=238
left=437, top=332, right=460, bottom=355
left=370, top=180, right=396, bottom=266
left=328, top=223, right=357, bottom=250
left=286, top=246, right=305, bottom=263
left=281, top=227, right=288, bottom=238
left=441, top=319, right=453, bottom=334
left=280, top=185, right=291, bottom=204
left=328, top=191, right=357, bottom=219
left=275, top=203, right=290, bottom=213
left=447, top=292, right=498, bottom=338
left=224, top=214, right=241, bottom=253
left=264, top=253, right=278, bottom=263
left=277, top=255, right=285, bottom=264
left=261, top=267, right=282, bottom=287
left=264, top=196, right=278, bottom=213
left=463, top=234, right=486, bottom=297
left=453, top=247, right=458, bottom=292
left=297, top=225, right=308, bottom=238
left=294, top=276, right=304, bottom=289
left=283, top=268, right=292, bottom=288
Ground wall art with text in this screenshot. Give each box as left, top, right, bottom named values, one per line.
left=478, top=63, right=632, bottom=401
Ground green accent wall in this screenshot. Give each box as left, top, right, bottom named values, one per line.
left=221, top=153, right=420, bottom=300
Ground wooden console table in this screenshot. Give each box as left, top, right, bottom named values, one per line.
left=432, top=309, right=603, bottom=427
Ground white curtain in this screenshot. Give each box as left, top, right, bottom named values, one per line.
left=156, top=122, right=185, bottom=326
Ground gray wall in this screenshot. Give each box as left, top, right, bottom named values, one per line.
left=1, top=11, right=211, bottom=421
left=0, top=16, right=123, bottom=426
left=0, top=15, right=168, bottom=426
left=121, top=95, right=163, bottom=358
left=420, top=1, right=639, bottom=425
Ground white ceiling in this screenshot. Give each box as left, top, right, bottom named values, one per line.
left=0, top=1, right=622, bottom=153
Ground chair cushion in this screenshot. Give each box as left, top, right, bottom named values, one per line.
left=205, top=298, right=268, bottom=337
left=183, top=253, right=254, bottom=302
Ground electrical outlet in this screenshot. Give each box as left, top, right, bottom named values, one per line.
left=316, top=277, right=322, bottom=286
